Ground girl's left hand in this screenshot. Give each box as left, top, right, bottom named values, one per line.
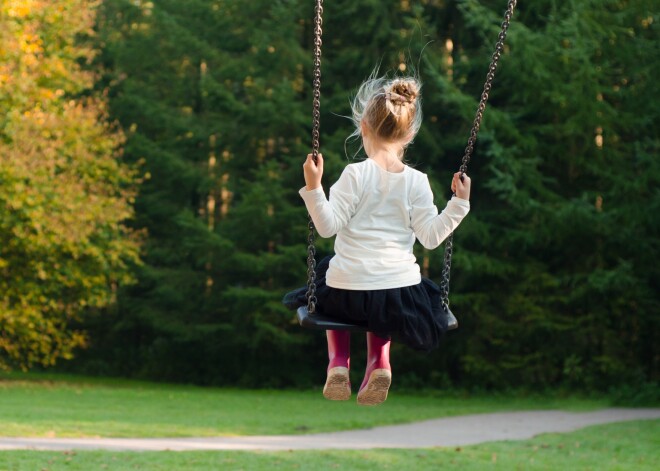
left=451, top=172, right=471, bottom=200
left=303, top=153, right=324, bottom=191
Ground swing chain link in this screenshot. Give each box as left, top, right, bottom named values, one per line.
left=306, top=0, right=323, bottom=314
left=440, top=0, right=516, bottom=307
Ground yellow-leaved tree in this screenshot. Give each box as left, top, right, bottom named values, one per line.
left=0, top=0, right=141, bottom=370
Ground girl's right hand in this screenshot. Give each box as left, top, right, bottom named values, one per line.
left=303, top=153, right=324, bottom=191
left=451, top=172, right=471, bottom=200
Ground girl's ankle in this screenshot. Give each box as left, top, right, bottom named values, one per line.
left=367, top=358, right=390, bottom=371
left=328, top=357, right=350, bottom=370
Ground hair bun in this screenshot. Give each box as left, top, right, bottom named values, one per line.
left=387, top=80, right=419, bottom=105
left=350, top=73, right=422, bottom=145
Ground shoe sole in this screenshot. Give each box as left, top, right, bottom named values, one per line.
left=323, top=367, right=351, bottom=401
left=357, top=369, right=391, bottom=406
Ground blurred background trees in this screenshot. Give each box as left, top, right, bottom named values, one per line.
left=1, top=0, right=657, bottom=391
left=0, top=0, right=141, bottom=370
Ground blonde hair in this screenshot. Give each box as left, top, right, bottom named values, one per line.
left=349, top=74, right=422, bottom=150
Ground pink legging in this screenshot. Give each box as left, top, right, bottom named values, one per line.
left=326, top=330, right=391, bottom=390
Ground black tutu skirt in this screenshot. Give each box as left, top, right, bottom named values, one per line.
left=283, top=256, right=451, bottom=352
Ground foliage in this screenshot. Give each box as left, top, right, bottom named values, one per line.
left=5, top=0, right=654, bottom=390
left=0, top=0, right=140, bottom=370
left=440, top=0, right=660, bottom=389
left=61, top=0, right=317, bottom=386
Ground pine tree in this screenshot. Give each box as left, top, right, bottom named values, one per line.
left=69, top=0, right=658, bottom=389
left=414, top=0, right=660, bottom=388
left=74, top=0, right=319, bottom=385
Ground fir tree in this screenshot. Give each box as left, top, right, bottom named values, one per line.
left=67, top=0, right=658, bottom=389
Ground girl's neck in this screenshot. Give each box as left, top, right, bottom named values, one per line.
left=366, top=146, right=405, bottom=173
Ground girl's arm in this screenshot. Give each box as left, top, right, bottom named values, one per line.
left=411, top=174, right=470, bottom=249
left=299, top=158, right=359, bottom=238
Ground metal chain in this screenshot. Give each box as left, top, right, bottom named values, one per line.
left=440, top=0, right=517, bottom=306
left=306, top=0, right=323, bottom=314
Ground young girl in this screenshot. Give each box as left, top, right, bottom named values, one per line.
left=289, top=75, right=471, bottom=406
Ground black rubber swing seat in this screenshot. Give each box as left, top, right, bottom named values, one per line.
left=296, top=305, right=459, bottom=332
left=296, top=306, right=369, bottom=332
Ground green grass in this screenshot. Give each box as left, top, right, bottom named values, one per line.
left=1, top=420, right=658, bottom=470
left=0, top=372, right=611, bottom=438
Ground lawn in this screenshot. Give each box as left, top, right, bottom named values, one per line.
left=0, top=372, right=611, bottom=438
left=1, top=420, right=658, bottom=470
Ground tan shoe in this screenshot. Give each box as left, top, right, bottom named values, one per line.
left=323, top=366, right=351, bottom=401
left=357, top=369, right=391, bottom=406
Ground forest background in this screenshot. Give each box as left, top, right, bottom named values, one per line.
left=1, top=0, right=658, bottom=394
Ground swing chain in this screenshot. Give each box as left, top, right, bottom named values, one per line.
left=440, top=0, right=517, bottom=307
left=439, top=233, right=454, bottom=307
left=311, top=0, right=323, bottom=165
left=306, top=0, right=324, bottom=314
left=459, top=0, right=516, bottom=174
left=305, top=220, right=318, bottom=312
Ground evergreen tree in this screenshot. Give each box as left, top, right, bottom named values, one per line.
left=67, top=0, right=658, bottom=390
left=316, top=0, right=659, bottom=389
left=408, top=0, right=660, bottom=388
left=74, top=0, right=318, bottom=385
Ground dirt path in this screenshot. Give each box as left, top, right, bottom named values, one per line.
left=0, top=408, right=658, bottom=451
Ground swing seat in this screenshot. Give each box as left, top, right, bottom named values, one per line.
left=295, top=306, right=459, bottom=331
left=296, top=306, right=369, bottom=332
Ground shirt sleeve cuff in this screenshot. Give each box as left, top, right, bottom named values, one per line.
left=449, top=196, right=470, bottom=209
left=299, top=186, right=325, bottom=201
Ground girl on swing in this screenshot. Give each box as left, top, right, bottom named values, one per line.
left=293, top=74, right=471, bottom=405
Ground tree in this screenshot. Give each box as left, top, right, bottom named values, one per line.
left=412, top=0, right=660, bottom=388
left=68, top=0, right=317, bottom=386
left=0, top=0, right=141, bottom=370
left=68, top=0, right=658, bottom=390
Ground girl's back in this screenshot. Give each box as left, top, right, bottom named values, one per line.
left=303, top=157, right=469, bottom=291
left=330, top=159, right=421, bottom=290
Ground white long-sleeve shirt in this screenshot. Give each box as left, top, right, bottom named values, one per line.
left=300, top=158, right=470, bottom=290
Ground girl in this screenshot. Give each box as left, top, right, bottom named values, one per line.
left=289, top=75, right=471, bottom=405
